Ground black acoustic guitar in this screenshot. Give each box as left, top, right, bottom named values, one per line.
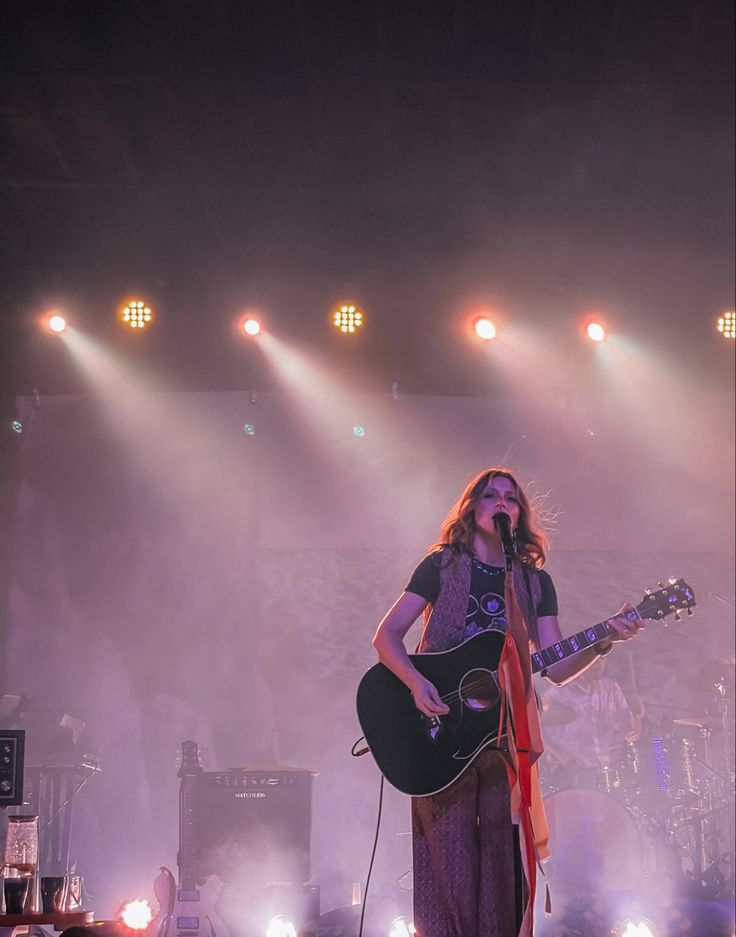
left=356, top=579, right=696, bottom=797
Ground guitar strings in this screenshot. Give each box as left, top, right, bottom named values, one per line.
left=439, top=674, right=500, bottom=705
left=436, top=630, right=610, bottom=704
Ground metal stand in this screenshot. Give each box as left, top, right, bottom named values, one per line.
left=716, top=677, right=735, bottom=893
left=14, top=762, right=100, bottom=877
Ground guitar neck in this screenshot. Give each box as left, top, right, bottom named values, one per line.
left=531, top=618, right=616, bottom=675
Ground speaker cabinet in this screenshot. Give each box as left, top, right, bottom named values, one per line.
left=0, top=730, right=25, bottom=806
left=180, top=766, right=315, bottom=887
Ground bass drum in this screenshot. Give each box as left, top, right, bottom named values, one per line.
left=542, top=788, right=643, bottom=891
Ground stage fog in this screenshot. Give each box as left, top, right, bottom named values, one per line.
left=3, top=382, right=734, bottom=918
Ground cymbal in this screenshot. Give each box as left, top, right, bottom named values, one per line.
left=541, top=700, right=577, bottom=728
left=673, top=715, right=726, bottom=731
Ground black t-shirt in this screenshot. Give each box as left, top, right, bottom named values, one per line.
left=405, top=552, right=558, bottom=642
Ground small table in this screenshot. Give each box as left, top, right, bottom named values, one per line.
left=0, top=910, right=94, bottom=937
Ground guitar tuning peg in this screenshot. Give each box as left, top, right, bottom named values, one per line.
left=645, top=588, right=652, bottom=595
left=669, top=577, right=676, bottom=585
left=657, top=581, right=664, bottom=589
left=687, top=608, right=694, bottom=616
left=674, top=611, right=681, bottom=622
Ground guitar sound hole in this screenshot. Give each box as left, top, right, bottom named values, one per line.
left=459, top=669, right=500, bottom=712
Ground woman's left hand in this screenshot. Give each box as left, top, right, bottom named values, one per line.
left=606, top=602, right=646, bottom=642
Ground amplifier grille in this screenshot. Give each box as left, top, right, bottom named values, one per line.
left=181, top=767, right=314, bottom=887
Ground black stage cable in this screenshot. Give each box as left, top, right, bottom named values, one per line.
left=351, top=736, right=369, bottom=758
left=358, top=773, right=385, bottom=937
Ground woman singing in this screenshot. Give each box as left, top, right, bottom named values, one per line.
left=371, top=467, right=644, bottom=937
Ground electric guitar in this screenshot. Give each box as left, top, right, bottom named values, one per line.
left=356, top=578, right=696, bottom=797
left=152, top=742, right=228, bottom=937
left=153, top=867, right=226, bottom=937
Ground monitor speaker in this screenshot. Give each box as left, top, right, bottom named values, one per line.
left=0, top=730, right=25, bottom=806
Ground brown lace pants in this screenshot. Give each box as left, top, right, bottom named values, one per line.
left=411, top=749, right=522, bottom=937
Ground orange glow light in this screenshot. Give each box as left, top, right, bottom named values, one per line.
left=120, top=299, right=154, bottom=330
left=333, top=304, right=364, bottom=334
left=473, top=317, right=497, bottom=341
left=717, top=311, right=735, bottom=339
left=120, top=899, right=153, bottom=930
left=586, top=322, right=606, bottom=342
left=243, top=318, right=261, bottom=336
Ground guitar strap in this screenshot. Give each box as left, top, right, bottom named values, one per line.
left=497, top=563, right=551, bottom=937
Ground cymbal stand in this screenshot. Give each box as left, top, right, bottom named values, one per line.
left=685, top=679, right=735, bottom=894
left=715, top=674, right=735, bottom=892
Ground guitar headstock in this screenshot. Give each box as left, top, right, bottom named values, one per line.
left=177, top=739, right=203, bottom=777
left=637, top=578, right=696, bottom=623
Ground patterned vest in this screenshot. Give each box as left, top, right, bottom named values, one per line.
left=417, top=549, right=542, bottom=653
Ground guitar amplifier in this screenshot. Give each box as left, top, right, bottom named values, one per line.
left=180, top=764, right=316, bottom=888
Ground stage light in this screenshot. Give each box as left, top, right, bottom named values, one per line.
left=243, top=318, right=262, bottom=337
left=473, top=317, right=496, bottom=341
left=353, top=425, right=366, bottom=437
left=10, top=420, right=23, bottom=434
left=388, top=918, right=416, bottom=937
left=619, top=920, right=658, bottom=937
left=120, top=300, right=154, bottom=330
left=264, top=916, right=297, bottom=937
left=48, top=314, right=67, bottom=333
left=119, top=900, right=153, bottom=930
left=717, top=310, right=735, bottom=339
left=586, top=321, right=606, bottom=342
left=243, top=423, right=256, bottom=435
left=333, top=304, right=364, bottom=334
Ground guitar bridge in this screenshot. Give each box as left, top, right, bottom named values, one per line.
left=425, top=715, right=444, bottom=743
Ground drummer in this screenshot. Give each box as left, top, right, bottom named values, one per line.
left=539, top=656, right=644, bottom=784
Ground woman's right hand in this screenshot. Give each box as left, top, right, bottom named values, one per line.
left=405, top=671, right=450, bottom=717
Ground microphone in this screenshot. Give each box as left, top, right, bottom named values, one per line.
left=493, top=512, right=516, bottom=556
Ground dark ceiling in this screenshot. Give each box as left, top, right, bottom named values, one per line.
left=0, top=0, right=734, bottom=397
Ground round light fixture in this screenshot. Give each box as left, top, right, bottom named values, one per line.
left=333, top=304, right=364, bottom=334
left=264, top=916, right=297, bottom=937
left=120, top=300, right=154, bottom=330
left=716, top=310, right=735, bottom=339
left=119, top=900, right=153, bottom=931
left=389, top=917, right=417, bottom=937
left=619, top=919, right=657, bottom=937
left=586, top=322, right=606, bottom=342
left=473, top=317, right=497, bottom=341
left=243, top=318, right=262, bottom=336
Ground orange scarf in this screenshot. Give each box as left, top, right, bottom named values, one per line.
left=497, top=569, right=550, bottom=937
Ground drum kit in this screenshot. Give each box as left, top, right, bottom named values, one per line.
left=539, top=658, right=735, bottom=900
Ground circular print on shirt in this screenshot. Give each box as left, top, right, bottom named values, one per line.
left=480, top=592, right=505, bottom=618
left=465, top=595, right=480, bottom=619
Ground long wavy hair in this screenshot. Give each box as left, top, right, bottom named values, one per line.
left=430, top=467, right=549, bottom=569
